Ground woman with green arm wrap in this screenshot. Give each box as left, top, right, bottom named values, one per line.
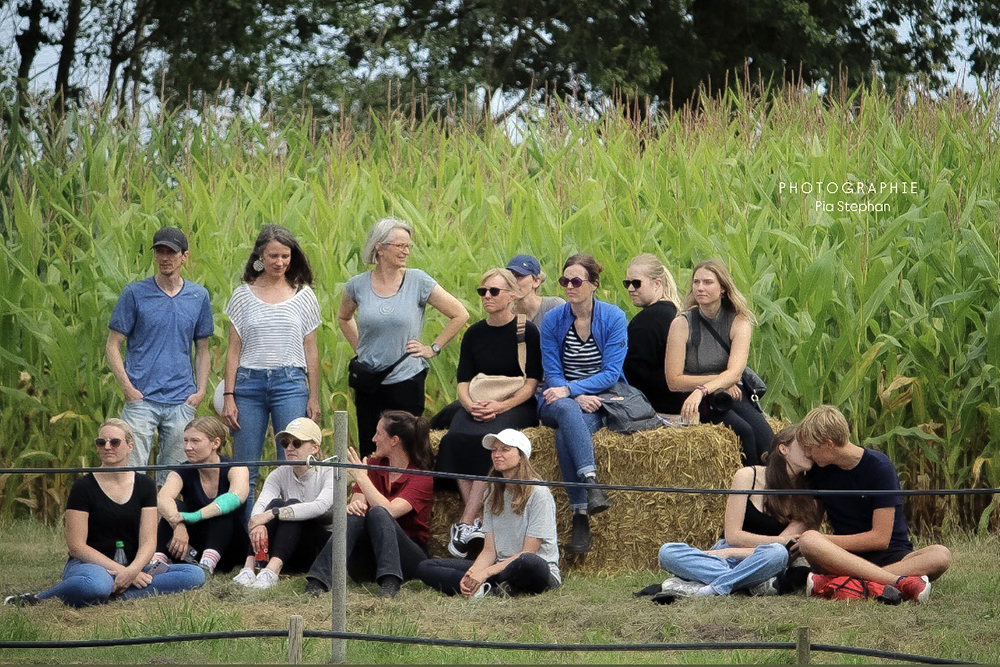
left=154, top=417, right=250, bottom=574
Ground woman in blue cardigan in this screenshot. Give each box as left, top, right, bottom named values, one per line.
left=538, top=252, right=628, bottom=555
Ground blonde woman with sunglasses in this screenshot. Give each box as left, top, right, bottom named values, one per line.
left=436, top=268, right=544, bottom=560
left=4, top=420, right=204, bottom=607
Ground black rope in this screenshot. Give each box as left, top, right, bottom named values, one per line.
left=1, top=460, right=996, bottom=497
left=0, top=631, right=976, bottom=663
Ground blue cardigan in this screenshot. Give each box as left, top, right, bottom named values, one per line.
left=539, top=298, right=628, bottom=397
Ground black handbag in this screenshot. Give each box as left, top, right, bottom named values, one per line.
left=347, top=353, right=410, bottom=393
left=695, top=311, right=768, bottom=409
left=598, top=382, right=663, bottom=434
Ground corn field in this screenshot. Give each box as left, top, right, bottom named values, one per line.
left=2, top=86, right=999, bottom=531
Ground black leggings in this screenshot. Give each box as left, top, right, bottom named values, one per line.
left=249, top=499, right=329, bottom=573
left=704, top=396, right=773, bottom=465
left=416, top=554, right=558, bottom=596
left=156, top=498, right=248, bottom=571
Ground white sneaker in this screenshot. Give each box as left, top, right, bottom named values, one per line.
left=748, top=576, right=779, bottom=597
left=659, top=577, right=704, bottom=598
left=232, top=568, right=256, bottom=587
left=471, top=582, right=492, bottom=599
left=251, top=569, right=279, bottom=590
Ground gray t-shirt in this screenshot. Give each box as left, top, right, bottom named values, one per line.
left=344, top=269, right=437, bottom=384
left=531, top=296, right=565, bottom=329
left=482, top=484, right=561, bottom=584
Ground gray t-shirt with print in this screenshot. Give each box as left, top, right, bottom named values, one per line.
left=345, top=269, right=437, bottom=384
left=483, top=484, right=561, bottom=584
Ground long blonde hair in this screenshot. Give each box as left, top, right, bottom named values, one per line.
left=628, top=253, right=680, bottom=306
left=682, top=259, right=757, bottom=324
left=486, top=454, right=540, bottom=517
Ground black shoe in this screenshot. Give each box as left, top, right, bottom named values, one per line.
left=584, top=477, right=614, bottom=515
left=567, top=513, right=592, bottom=555
left=3, top=593, right=39, bottom=607
left=378, top=575, right=402, bottom=599
left=304, top=578, right=327, bottom=597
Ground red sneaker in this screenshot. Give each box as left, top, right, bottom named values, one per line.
left=894, top=576, right=931, bottom=603
left=806, top=573, right=832, bottom=597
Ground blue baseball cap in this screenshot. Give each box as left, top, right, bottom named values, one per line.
left=506, top=254, right=542, bottom=277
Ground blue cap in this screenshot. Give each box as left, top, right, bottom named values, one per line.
left=506, top=254, right=542, bottom=277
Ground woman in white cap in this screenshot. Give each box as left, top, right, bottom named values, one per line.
left=232, top=417, right=334, bottom=590
left=507, top=254, right=565, bottom=328
left=416, top=429, right=560, bottom=598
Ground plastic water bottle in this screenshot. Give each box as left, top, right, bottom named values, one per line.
left=113, top=540, right=127, bottom=566
left=254, top=535, right=269, bottom=571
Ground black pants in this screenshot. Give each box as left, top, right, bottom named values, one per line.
left=248, top=499, right=329, bottom=573
left=704, top=396, right=773, bottom=465
left=156, top=498, right=248, bottom=571
left=354, top=370, right=427, bottom=457
left=306, top=506, right=427, bottom=589
left=416, top=553, right=558, bottom=596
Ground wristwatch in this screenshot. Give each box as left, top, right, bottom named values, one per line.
left=272, top=507, right=281, bottom=519
left=430, top=343, right=441, bottom=356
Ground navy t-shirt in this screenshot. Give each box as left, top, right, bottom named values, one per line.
left=807, top=448, right=913, bottom=553
left=66, top=472, right=157, bottom=563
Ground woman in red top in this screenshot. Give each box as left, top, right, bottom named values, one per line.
left=304, top=410, right=434, bottom=598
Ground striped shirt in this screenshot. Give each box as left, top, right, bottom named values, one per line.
left=225, top=284, right=321, bottom=369
left=561, top=326, right=603, bottom=381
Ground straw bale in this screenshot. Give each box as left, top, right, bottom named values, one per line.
left=428, top=420, right=783, bottom=574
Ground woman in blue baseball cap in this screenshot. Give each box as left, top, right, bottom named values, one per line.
left=506, top=254, right=565, bottom=328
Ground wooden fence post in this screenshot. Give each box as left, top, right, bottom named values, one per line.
left=288, top=615, right=303, bottom=664
left=796, top=626, right=810, bottom=665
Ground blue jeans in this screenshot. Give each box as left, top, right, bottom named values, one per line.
left=658, top=539, right=788, bottom=595
left=122, top=399, right=196, bottom=485
left=538, top=397, right=604, bottom=510
left=36, top=558, right=205, bottom=607
left=232, top=366, right=309, bottom=517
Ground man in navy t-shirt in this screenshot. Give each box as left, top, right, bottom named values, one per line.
left=795, top=405, right=951, bottom=603
left=106, top=227, right=214, bottom=484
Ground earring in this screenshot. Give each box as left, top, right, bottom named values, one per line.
left=253, top=258, right=264, bottom=271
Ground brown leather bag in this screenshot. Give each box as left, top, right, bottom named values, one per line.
left=468, top=315, right=527, bottom=403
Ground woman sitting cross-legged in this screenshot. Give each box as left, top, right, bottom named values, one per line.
left=4, top=420, right=204, bottom=607
left=436, top=268, right=543, bottom=560
left=304, top=410, right=434, bottom=599
left=417, top=429, right=560, bottom=598
left=232, top=417, right=334, bottom=590
left=153, top=416, right=249, bottom=575
left=656, top=426, right=819, bottom=598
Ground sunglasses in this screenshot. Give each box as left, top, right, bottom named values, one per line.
left=622, top=279, right=643, bottom=290
left=280, top=438, right=307, bottom=450
left=558, top=276, right=589, bottom=289
left=476, top=287, right=508, bottom=297
left=94, top=438, right=125, bottom=448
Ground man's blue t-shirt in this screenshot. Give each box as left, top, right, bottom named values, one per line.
left=807, top=448, right=913, bottom=553
left=109, top=277, right=214, bottom=404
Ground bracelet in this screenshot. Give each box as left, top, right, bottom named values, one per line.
left=697, top=385, right=708, bottom=396
left=223, top=392, right=235, bottom=396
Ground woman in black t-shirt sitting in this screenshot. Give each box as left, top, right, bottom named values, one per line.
left=436, top=268, right=544, bottom=560
left=4, top=420, right=205, bottom=607
left=153, top=417, right=250, bottom=575
left=656, top=427, right=819, bottom=597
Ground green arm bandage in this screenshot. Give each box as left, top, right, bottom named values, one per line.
left=180, top=510, right=202, bottom=524
left=212, top=492, right=242, bottom=515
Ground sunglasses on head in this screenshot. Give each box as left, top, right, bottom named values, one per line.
left=94, top=437, right=125, bottom=448
left=622, top=279, right=642, bottom=290
left=280, top=438, right=307, bottom=450
left=476, top=287, right=507, bottom=297
left=558, top=276, right=588, bottom=289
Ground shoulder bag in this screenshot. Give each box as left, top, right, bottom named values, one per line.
left=468, top=315, right=527, bottom=403
left=598, top=381, right=662, bottom=434
left=695, top=311, right=767, bottom=409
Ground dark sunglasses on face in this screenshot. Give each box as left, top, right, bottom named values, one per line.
left=558, top=276, right=588, bottom=289
left=280, top=438, right=307, bottom=450
left=94, top=438, right=125, bottom=448
left=622, top=279, right=642, bottom=290
left=476, top=287, right=507, bottom=297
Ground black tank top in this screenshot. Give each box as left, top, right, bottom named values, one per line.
left=742, top=467, right=787, bottom=537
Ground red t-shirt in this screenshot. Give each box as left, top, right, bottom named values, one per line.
left=366, top=457, right=434, bottom=546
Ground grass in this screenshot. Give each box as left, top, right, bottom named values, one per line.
left=1, top=519, right=999, bottom=664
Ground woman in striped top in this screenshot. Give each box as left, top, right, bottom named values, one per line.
left=538, top=253, right=628, bottom=555
left=222, top=225, right=321, bottom=516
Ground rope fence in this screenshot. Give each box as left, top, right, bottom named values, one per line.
left=0, top=410, right=988, bottom=665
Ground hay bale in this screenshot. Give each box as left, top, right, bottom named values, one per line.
left=427, top=421, right=778, bottom=574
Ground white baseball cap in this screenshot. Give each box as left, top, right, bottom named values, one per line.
left=482, top=429, right=531, bottom=459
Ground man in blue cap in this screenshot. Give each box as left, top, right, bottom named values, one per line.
left=106, top=227, right=214, bottom=483
left=506, top=254, right=565, bottom=328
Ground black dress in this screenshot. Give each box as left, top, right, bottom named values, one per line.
left=435, top=317, right=544, bottom=481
